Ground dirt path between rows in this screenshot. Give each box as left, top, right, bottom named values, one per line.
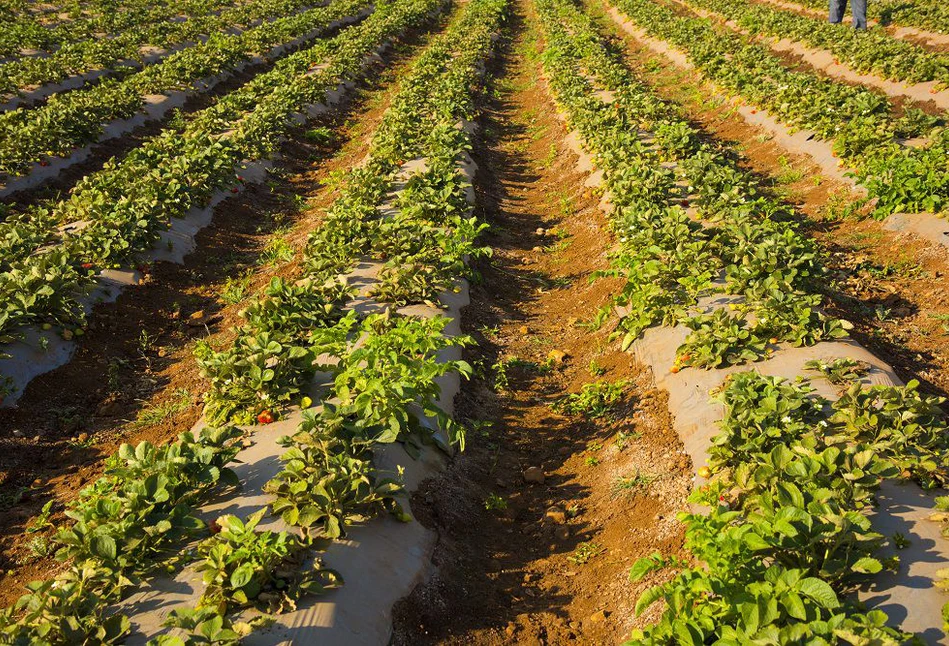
left=391, top=3, right=691, bottom=644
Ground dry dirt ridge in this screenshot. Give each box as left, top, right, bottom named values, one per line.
left=555, top=22, right=949, bottom=636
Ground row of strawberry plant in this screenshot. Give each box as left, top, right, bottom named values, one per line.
left=680, top=0, right=949, bottom=85
left=539, top=0, right=845, bottom=369
left=0, top=0, right=492, bottom=638
left=158, top=1, right=507, bottom=638
left=630, top=372, right=949, bottom=643
left=0, top=0, right=314, bottom=98
left=196, top=0, right=500, bottom=429
left=116, top=0, right=504, bottom=638
left=536, top=0, right=949, bottom=639
left=606, top=0, right=949, bottom=218
left=0, top=0, right=368, bottom=179
left=0, top=425, right=246, bottom=643
left=0, top=0, right=443, bottom=387
left=0, top=0, right=250, bottom=59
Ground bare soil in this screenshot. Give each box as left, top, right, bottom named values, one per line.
left=391, top=5, right=692, bottom=644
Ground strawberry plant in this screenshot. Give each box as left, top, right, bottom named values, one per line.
left=0, top=425, right=243, bottom=642
left=804, top=357, right=871, bottom=386
left=266, top=406, right=408, bottom=539
left=193, top=510, right=341, bottom=613
left=151, top=606, right=256, bottom=646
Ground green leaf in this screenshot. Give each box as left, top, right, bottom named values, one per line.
left=231, top=563, right=256, bottom=590
left=90, top=534, right=118, bottom=561
left=852, top=557, right=883, bottom=574
left=798, top=577, right=838, bottom=609
left=635, top=584, right=664, bottom=616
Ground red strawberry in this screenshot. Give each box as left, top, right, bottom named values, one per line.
left=257, top=410, right=275, bottom=425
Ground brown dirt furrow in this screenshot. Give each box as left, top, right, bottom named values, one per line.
left=391, top=4, right=691, bottom=644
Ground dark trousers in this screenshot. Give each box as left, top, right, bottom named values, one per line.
left=830, top=0, right=867, bottom=28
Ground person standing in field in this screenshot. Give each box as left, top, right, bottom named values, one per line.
left=829, top=0, right=867, bottom=29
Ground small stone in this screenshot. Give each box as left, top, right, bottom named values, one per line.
left=535, top=227, right=546, bottom=236
left=96, top=400, right=123, bottom=417
left=12, top=430, right=23, bottom=438
left=545, top=505, right=567, bottom=524
left=589, top=610, right=609, bottom=623
left=555, top=526, right=570, bottom=541
left=32, top=436, right=40, bottom=442
left=548, top=349, right=567, bottom=363
left=523, top=467, right=546, bottom=484
left=157, top=348, right=167, bottom=358
left=32, top=479, right=42, bottom=487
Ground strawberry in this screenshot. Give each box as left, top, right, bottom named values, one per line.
left=231, top=187, right=240, bottom=194
left=81, top=262, right=93, bottom=270
left=257, top=410, right=275, bottom=425
left=209, top=519, right=222, bottom=535
left=670, top=365, right=680, bottom=374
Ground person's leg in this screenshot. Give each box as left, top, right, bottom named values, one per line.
left=850, top=0, right=867, bottom=28
left=829, top=0, right=846, bottom=23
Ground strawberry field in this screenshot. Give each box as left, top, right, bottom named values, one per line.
left=3, top=0, right=949, bottom=642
